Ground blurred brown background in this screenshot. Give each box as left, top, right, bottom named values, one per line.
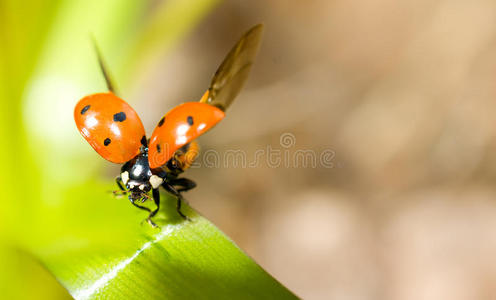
left=129, top=1, right=496, bottom=299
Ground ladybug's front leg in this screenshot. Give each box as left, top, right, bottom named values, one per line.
left=131, top=200, right=157, bottom=228
left=148, top=188, right=161, bottom=221
left=162, top=183, right=191, bottom=221
left=113, top=176, right=127, bottom=197
left=128, top=197, right=157, bottom=228
left=116, top=176, right=125, bottom=191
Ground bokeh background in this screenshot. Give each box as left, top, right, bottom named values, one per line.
left=2, top=0, right=496, bottom=299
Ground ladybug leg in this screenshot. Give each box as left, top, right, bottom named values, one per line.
left=116, top=176, right=125, bottom=191
left=113, top=176, right=127, bottom=197
left=162, top=183, right=191, bottom=221
left=169, top=177, right=196, bottom=193
left=129, top=197, right=157, bottom=228
left=148, top=188, right=161, bottom=221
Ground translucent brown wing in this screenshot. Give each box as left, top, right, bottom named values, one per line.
left=91, top=37, right=117, bottom=93
left=201, top=24, right=264, bottom=111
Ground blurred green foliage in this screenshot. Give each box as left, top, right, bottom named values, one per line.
left=0, top=0, right=295, bottom=299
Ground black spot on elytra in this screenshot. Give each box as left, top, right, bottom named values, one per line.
left=81, top=105, right=91, bottom=115
left=158, top=116, right=165, bottom=127
left=156, top=144, right=161, bottom=153
left=113, top=112, right=126, bottom=122
left=187, top=116, right=194, bottom=126
left=104, top=138, right=111, bottom=146
left=141, top=136, right=147, bottom=147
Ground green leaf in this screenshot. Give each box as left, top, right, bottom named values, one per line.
left=37, top=201, right=297, bottom=299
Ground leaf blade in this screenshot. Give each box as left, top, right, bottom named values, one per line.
left=39, top=214, right=297, bottom=300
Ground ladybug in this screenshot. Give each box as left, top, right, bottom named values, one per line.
left=74, top=24, right=263, bottom=227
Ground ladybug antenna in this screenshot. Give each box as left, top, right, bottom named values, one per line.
left=111, top=190, right=127, bottom=198
left=90, top=35, right=117, bottom=94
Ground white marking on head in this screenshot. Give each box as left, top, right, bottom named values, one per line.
left=149, top=175, right=163, bottom=189
left=139, top=184, right=145, bottom=190
left=121, top=171, right=129, bottom=185
left=128, top=182, right=136, bottom=189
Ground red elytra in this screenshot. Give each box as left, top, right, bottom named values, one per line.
left=148, top=102, right=225, bottom=168
left=74, top=92, right=145, bottom=164
left=74, top=93, right=224, bottom=168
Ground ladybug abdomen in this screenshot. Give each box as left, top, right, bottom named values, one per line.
left=74, top=92, right=146, bottom=163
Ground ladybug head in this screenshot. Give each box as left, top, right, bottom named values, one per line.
left=128, top=187, right=150, bottom=203
left=120, top=152, right=153, bottom=200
